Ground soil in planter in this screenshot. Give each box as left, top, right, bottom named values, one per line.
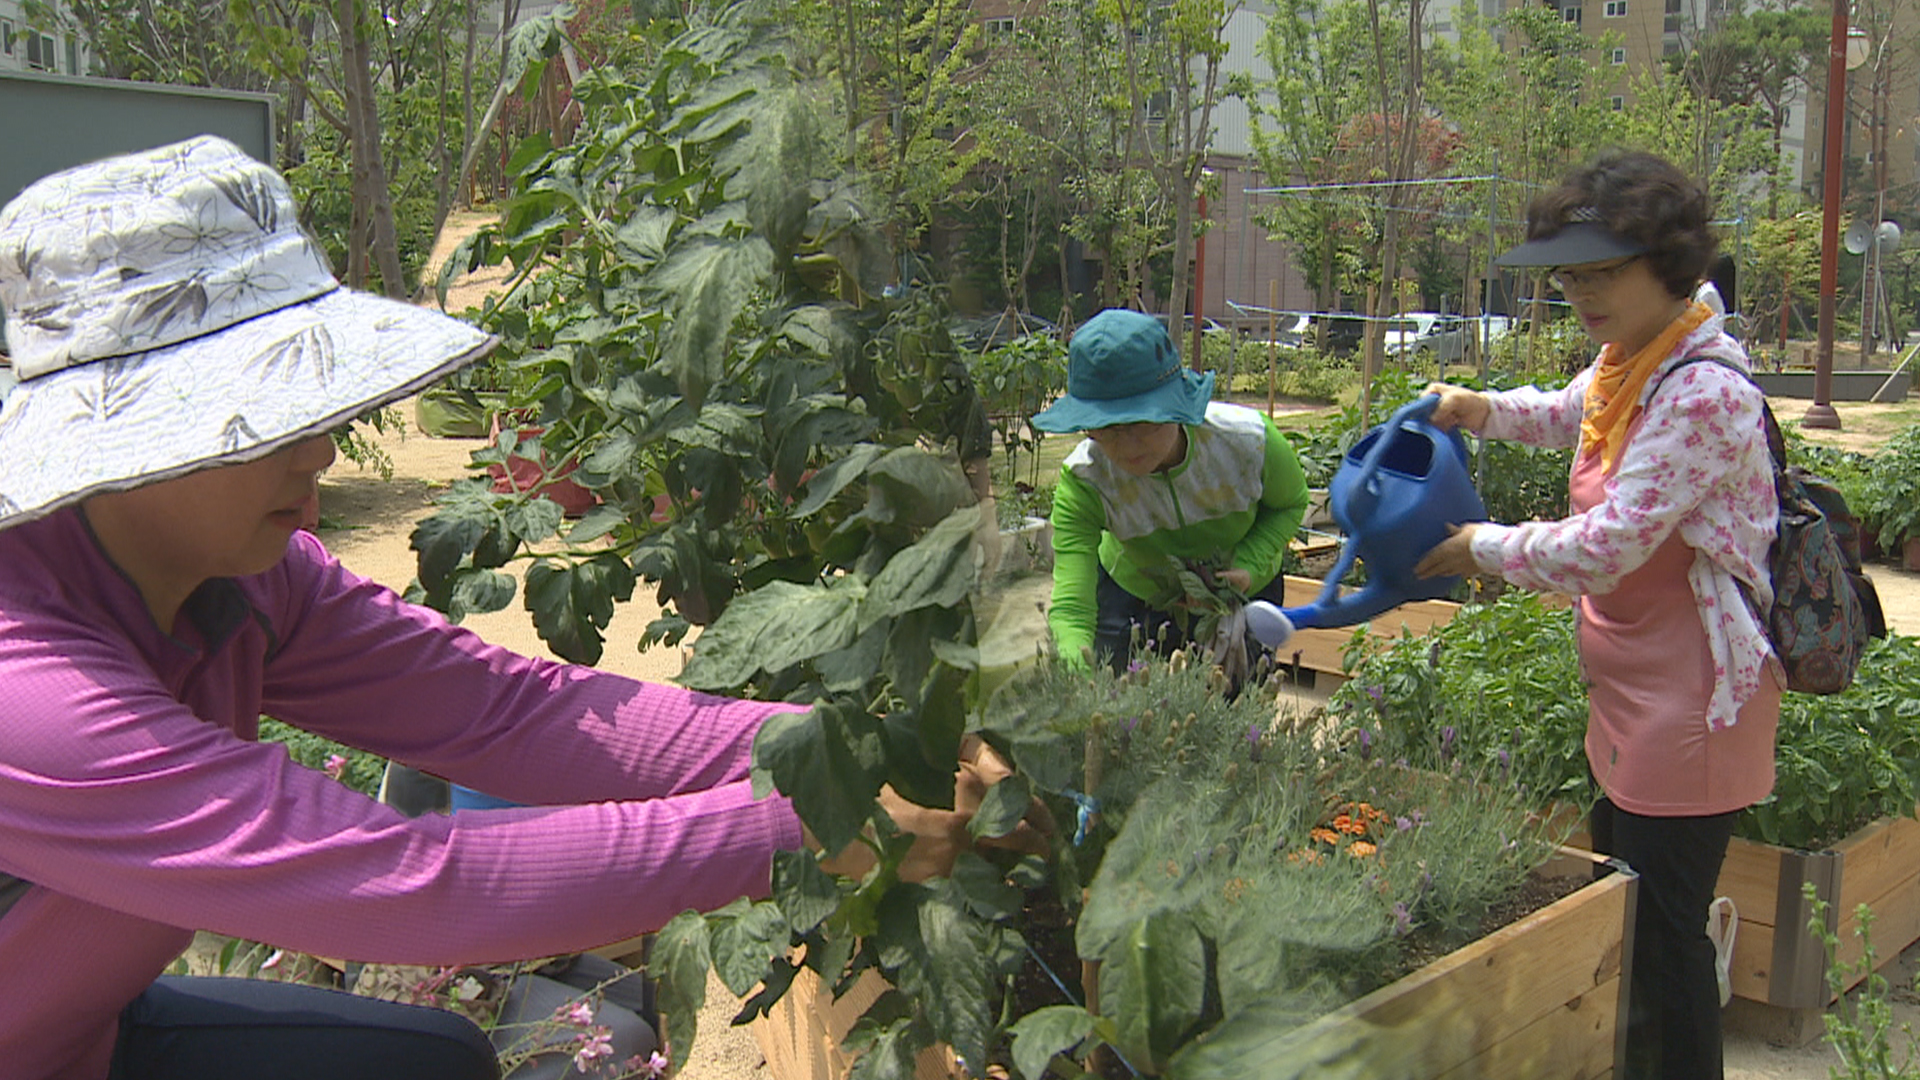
left=1390, top=871, right=1588, bottom=977
left=994, top=873, right=1589, bottom=1079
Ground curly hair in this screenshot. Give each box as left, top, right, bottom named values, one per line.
left=1526, top=150, right=1717, bottom=300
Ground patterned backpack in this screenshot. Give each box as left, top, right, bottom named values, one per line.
left=1659, top=358, right=1886, bottom=694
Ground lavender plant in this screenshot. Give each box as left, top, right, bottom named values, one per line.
left=982, top=655, right=1557, bottom=1076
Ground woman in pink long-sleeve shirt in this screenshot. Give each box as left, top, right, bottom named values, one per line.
left=0, top=138, right=1020, bottom=1079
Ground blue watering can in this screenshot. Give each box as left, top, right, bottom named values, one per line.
left=1248, top=394, right=1486, bottom=648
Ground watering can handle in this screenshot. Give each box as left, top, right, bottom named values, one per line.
left=1340, top=394, right=1442, bottom=527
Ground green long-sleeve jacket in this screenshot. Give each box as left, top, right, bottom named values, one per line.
left=1047, top=402, right=1310, bottom=667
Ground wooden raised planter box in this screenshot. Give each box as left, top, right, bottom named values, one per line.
left=750, top=848, right=1637, bottom=1080
left=1712, top=813, right=1920, bottom=1045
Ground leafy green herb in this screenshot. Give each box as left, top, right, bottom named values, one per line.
left=1330, top=592, right=1920, bottom=851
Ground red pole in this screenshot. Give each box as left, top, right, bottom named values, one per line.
left=1806, top=0, right=1850, bottom=430
left=1191, top=191, right=1208, bottom=369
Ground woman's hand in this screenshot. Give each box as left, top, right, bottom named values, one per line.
left=1422, top=383, right=1491, bottom=433
left=1413, top=522, right=1482, bottom=580
left=813, top=737, right=1054, bottom=883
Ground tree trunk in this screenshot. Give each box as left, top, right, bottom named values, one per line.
left=336, top=0, right=408, bottom=298
left=453, top=0, right=527, bottom=210
left=461, top=0, right=478, bottom=206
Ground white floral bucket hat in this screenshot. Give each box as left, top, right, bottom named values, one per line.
left=0, top=135, right=496, bottom=530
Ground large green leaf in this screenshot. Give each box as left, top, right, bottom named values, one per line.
left=948, top=852, right=1022, bottom=922
left=523, top=553, right=637, bottom=666
left=678, top=578, right=865, bottom=690
left=410, top=482, right=497, bottom=590
left=792, top=443, right=887, bottom=518
left=660, top=236, right=774, bottom=408
left=751, top=701, right=887, bottom=855
left=968, top=775, right=1034, bottom=841
left=1162, top=994, right=1356, bottom=1080
left=1101, top=911, right=1208, bottom=1072
left=814, top=619, right=889, bottom=696
left=859, top=506, right=979, bottom=628
left=841, top=992, right=925, bottom=1080
left=708, top=897, right=793, bottom=997
left=1009, top=1005, right=1100, bottom=1080
left=651, top=911, right=712, bottom=1073
left=503, top=493, right=565, bottom=544
left=771, top=849, right=843, bottom=935
left=565, top=503, right=630, bottom=545
left=864, top=449, right=973, bottom=529
left=447, top=568, right=517, bottom=620
left=875, top=882, right=992, bottom=1069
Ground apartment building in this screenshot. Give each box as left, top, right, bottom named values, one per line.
left=0, top=0, right=84, bottom=77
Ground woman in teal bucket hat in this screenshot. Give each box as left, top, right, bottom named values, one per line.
left=1033, top=309, right=1310, bottom=675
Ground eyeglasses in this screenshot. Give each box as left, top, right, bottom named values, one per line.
left=1548, top=256, right=1642, bottom=294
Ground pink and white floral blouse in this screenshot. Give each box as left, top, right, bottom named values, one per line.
left=1466, top=317, right=1781, bottom=730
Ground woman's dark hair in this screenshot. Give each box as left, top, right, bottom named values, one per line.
left=1526, top=150, right=1717, bottom=300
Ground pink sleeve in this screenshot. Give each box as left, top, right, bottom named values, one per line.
left=0, top=545, right=807, bottom=966
left=1481, top=371, right=1591, bottom=449
left=261, top=534, right=795, bottom=806
left=1469, top=364, right=1763, bottom=595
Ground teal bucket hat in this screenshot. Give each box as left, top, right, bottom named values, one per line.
left=1031, top=309, right=1214, bottom=433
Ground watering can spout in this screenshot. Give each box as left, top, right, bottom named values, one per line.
left=1247, top=582, right=1429, bottom=649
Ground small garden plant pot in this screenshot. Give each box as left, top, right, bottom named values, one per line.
left=992, top=515, right=1053, bottom=578
left=488, top=413, right=599, bottom=518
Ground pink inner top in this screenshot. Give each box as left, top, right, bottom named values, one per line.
left=1572, top=427, right=1778, bottom=816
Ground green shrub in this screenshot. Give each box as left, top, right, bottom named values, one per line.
left=967, top=333, right=1068, bottom=489
left=1330, top=594, right=1920, bottom=851
left=1216, top=339, right=1356, bottom=403
left=1862, top=423, right=1920, bottom=551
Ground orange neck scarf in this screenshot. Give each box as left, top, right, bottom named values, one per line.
left=1581, top=301, right=1714, bottom=471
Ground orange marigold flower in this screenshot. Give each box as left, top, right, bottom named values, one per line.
left=1333, top=814, right=1367, bottom=835
left=1349, top=840, right=1378, bottom=858
left=1310, top=827, right=1340, bottom=845
left=1287, top=849, right=1324, bottom=866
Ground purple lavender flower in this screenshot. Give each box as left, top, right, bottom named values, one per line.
left=1395, top=815, right=1414, bottom=832
left=1497, top=748, right=1511, bottom=773
left=1391, top=902, right=1414, bottom=938
left=1358, top=728, right=1373, bottom=761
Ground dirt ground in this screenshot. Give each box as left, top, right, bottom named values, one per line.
left=309, top=215, right=1920, bottom=1078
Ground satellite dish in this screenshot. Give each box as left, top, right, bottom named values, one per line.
left=1877, top=220, right=1903, bottom=253
left=1845, top=219, right=1873, bottom=255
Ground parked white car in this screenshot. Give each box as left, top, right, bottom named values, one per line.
left=1385, top=313, right=1513, bottom=361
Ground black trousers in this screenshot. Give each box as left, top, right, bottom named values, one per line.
left=1589, top=796, right=1738, bottom=1080
left=111, top=976, right=499, bottom=1080
left=1091, top=565, right=1289, bottom=676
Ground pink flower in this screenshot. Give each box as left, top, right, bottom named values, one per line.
left=624, top=1050, right=670, bottom=1078
left=554, top=1000, right=596, bottom=1027
left=323, top=753, right=349, bottom=781
left=572, top=1027, right=615, bottom=1071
